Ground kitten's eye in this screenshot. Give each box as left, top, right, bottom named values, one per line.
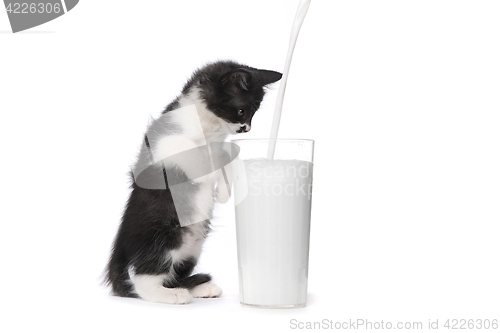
left=238, top=109, right=245, bottom=117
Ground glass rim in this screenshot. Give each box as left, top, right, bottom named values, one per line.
left=231, top=138, right=314, bottom=144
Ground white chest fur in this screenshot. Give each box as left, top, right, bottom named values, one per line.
left=176, top=87, right=230, bottom=144
left=170, top=222, right=208, bottom=264
left=150, top=86, right=230, bottom=227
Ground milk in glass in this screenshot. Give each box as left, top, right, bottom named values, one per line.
left=234, top=158, right=313, bottom=308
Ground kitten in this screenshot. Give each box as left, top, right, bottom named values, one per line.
left=105, top=60, right=282, bottom=304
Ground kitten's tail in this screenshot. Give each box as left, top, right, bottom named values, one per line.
left=105, top=249, right=138, bottom=298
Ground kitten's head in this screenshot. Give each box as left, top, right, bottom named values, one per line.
left=193, top=61, right=282, bottom=134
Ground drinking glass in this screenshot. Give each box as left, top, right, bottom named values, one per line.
left=231, top=139, right=314, bottom=308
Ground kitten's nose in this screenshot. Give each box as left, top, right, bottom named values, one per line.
left=239, top=124, right=251, bottom=133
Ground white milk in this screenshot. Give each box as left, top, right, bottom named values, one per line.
left=234, top=158, right=313, bottom=307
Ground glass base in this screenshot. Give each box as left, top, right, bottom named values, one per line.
left=240, top=302, right=306, bottom=309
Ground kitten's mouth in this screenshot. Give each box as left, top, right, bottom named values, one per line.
left=236, top=125, right=250, bottom=133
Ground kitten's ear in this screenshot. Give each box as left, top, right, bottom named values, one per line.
left=254, top=69, right=283, bottom=87
left=222, top=69, right=252, bottom=94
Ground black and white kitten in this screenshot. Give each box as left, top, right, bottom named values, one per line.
left=105, top=61, right=282, bottom=304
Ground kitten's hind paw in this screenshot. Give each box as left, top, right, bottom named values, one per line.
left=190, top=282, right=223, bottom=298
left=139, top=287, right=192, bottom=304
left=167, top=288, right=193, bottom=304
left=134, top=274, right=193, bottom=304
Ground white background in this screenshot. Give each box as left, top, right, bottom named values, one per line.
left=1, top=0, right=499, bottom=332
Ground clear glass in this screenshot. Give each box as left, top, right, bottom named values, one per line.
left=231, top=139, right=314, bottom=308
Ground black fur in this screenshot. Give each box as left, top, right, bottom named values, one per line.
left=105, top=60, right=281, bottom=301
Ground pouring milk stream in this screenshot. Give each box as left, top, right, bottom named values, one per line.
left=267, top=0, right=312, bottom=159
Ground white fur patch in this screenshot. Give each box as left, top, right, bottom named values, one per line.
left=170, top=222, right=207, bottom=263
left=177, top=87, right=231, bottom=142
left=153, top=134, right=200, bottom=177
left=133, top=274, right=192, bottom=304
left=227, top=122, right=250, bottom=134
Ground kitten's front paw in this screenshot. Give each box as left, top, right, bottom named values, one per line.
left=216, top=167, right=232, bottom=204
left=216, top=185, right=230, bottom=204
left=190, top=282, right=223, bottom=298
